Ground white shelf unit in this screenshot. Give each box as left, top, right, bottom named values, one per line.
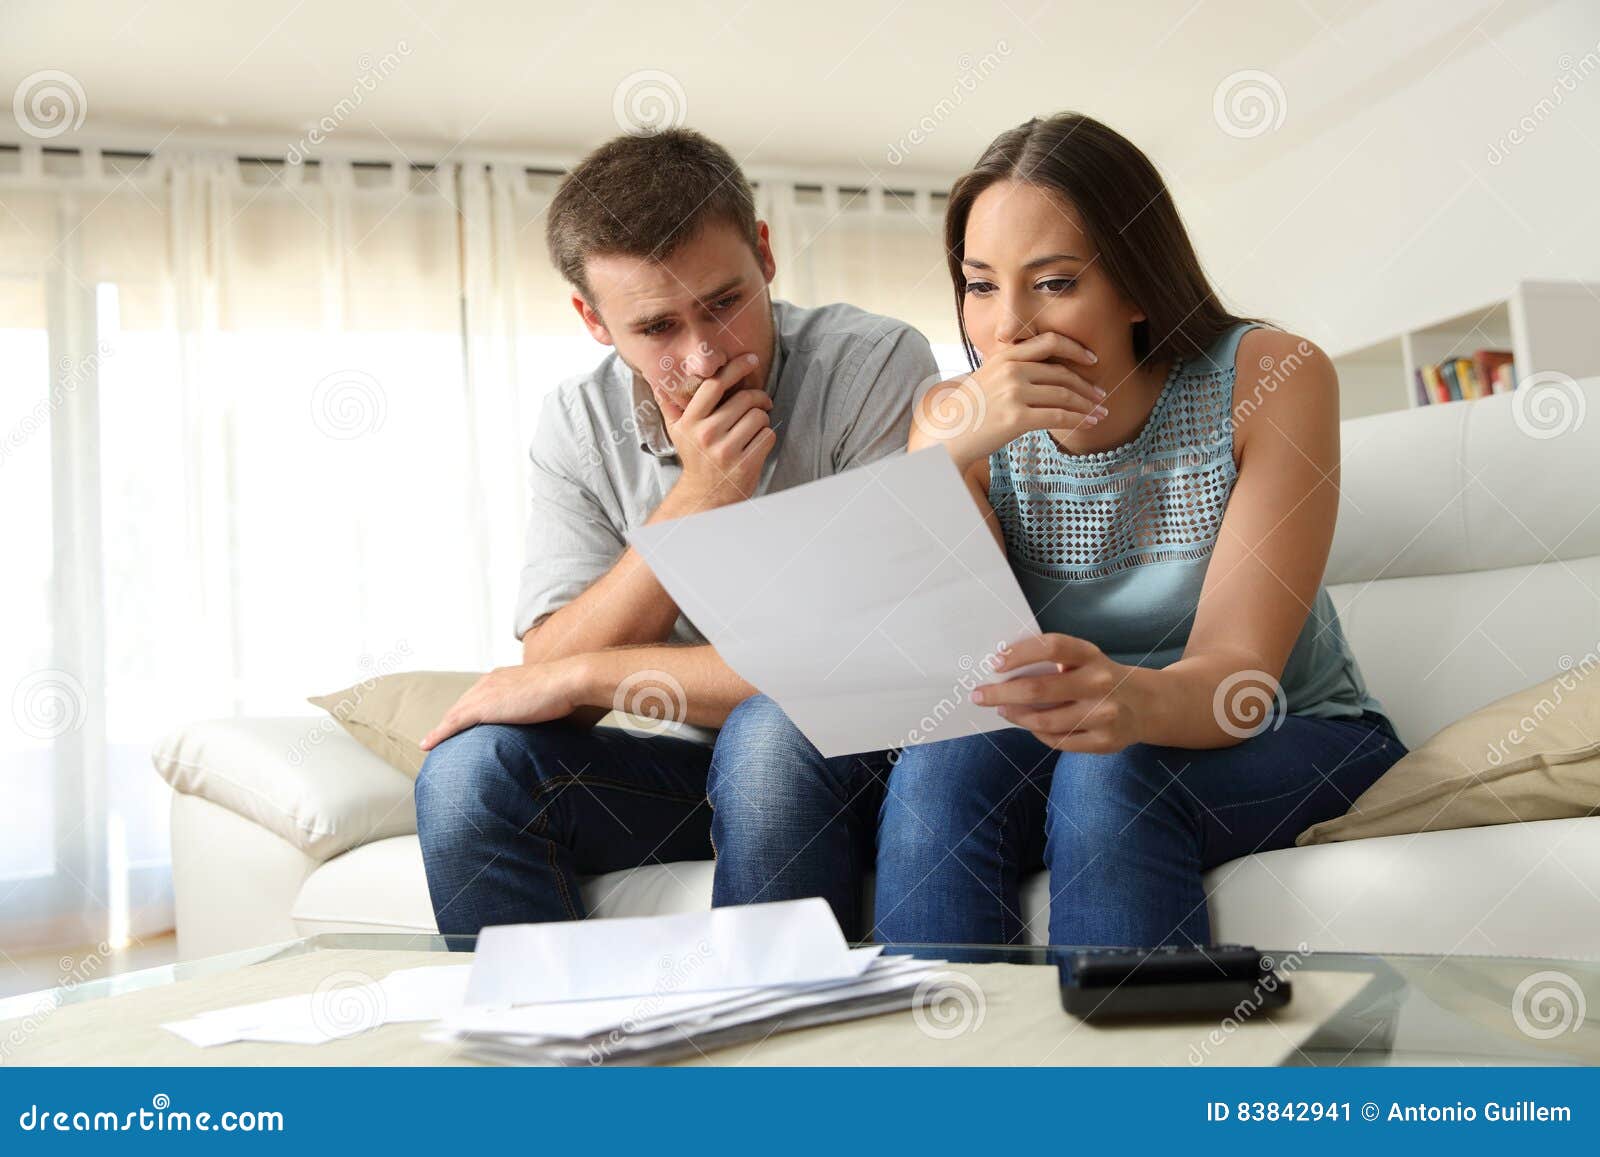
left=1330, top=279, right=1600, bottom=418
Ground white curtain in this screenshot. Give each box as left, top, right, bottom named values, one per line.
left=0, top=141, right=958, bottom=954
left=758, top=180, right=958, bottom=352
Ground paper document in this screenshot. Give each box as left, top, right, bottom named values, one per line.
left=163, top=964, right=471, bottom=1047
left=430, top=953, right=949, bottom=1066
left=442, top=953, right=929, bottom=1042
left=161, top=900, right=942, bottom=1064
left=464, top=897, right=879, bottom=1007
left=628, top=448, right=1050, bottom=756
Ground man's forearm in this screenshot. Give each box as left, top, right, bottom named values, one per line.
left=572, top=643, right=756, bottom=729
left=521, top=482, right=726, bottom=665
left=522, top=549, right=680, bottom=663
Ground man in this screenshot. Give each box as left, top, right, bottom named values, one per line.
left=414, top=128, right=936, bottom=934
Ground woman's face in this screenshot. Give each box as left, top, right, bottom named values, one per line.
left=959, top=179, right=1146, bottom=374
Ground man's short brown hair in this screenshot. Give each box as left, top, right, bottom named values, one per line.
left=546, top=128, right=761, bottom=302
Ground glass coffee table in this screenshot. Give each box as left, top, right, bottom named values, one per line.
left=2, top=934, right=1595, bottom=1066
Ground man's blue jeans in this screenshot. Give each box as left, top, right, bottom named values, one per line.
left=705, top=701, right=898, bottom=941
left=415, top=721, right=715, bottom=934
left=708, top=694, right=1408, bottom=946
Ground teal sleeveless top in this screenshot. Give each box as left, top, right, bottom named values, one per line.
left=988, top=323, right=1383, bottom=723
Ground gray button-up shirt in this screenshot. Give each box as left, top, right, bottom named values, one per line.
left=514, top=299, right=937, bottom=643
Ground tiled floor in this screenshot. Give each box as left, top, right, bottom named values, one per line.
left=0, top=932, right=179, bottom=1001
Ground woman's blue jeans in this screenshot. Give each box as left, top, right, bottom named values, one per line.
left=708, top=694, right=1407, bottom=946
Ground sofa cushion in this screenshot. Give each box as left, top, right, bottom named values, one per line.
left=1326, top=383, right=1600, bottom=748
left=1298, top=665, right=1600, bottom=846
left=308, top=670, right=713, bottom=779
left=153, top=717, right=419, bottom=862
left=289, top=838, right=1056, bottom=943
left=290, top=839, right=726, bottom=937
left=1212, top=816, right=1600, bottom=958
left=292, top=835, right=439, bottom=935
left=284, top=814, right=1600, bottom=959
left=308, top=671, right=481, bottom=779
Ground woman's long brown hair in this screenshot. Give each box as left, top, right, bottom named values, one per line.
left=946, top=112, right=1253, bottom=369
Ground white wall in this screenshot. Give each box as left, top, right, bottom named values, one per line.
left=1179, top=0, right=1600, bottom=361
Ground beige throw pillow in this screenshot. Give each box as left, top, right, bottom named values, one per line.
left=309, top=670, right=707, bottom=778
left=308, top=671, right=481, bottom=779
left=1296, top=665, right=1600, bottom=845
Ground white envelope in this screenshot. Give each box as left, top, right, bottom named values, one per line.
left=442, top=952, right=927, bottom=1044
left=163, top=964, right=472, bottom=1047
left=439, top=957, right=946, bottom=1065
left=627, top=448, right=1051, bottom=756
left=463, top=897, right=880, bottom=1008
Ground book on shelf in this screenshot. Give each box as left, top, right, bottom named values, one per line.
left=1411, top=349, right=1515, bottom=405
left=1476, top=350, right=1515, bottom=395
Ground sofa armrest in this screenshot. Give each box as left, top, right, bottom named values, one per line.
left=152, top=716, right=418, bottom=863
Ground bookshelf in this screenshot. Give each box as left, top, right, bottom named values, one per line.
left=1330, top=279, right=1600, bottom=418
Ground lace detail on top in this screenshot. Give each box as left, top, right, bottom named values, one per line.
left=990, top=339, right=1241, bottom=583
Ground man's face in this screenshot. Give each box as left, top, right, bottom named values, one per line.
left=575, top=219, right=778, bottom=406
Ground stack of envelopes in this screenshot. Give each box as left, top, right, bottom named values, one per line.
left=426, top=898, right=949, bottom=1065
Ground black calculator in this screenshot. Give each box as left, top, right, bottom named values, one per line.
left=1058, top=943, right=1292, bottom=1022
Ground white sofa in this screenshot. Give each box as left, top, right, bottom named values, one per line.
left=156, top=382, right=1600, bottom=962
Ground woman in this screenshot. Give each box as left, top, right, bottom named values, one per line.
left=873, top=112, right=1406, bottom=947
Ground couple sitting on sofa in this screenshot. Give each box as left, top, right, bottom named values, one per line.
left=413, top=113, right=1407, bottom=949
